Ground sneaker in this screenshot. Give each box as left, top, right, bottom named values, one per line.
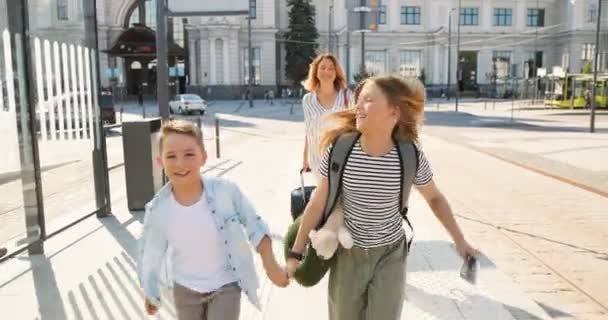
left=0, top=247, right=7, bottom=258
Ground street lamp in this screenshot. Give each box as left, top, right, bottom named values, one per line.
left=590, top=0, right=602, bottom=132
left=455, top=0, right=462, bottom=112
left=447, top=8, right=456, bottom=101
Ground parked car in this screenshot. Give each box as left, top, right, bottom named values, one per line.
left=169, top=94, right=207, bottom=115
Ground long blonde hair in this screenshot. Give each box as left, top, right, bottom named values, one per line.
left=319, top=75, right=425, bottom=153
left=303, top=53, right=348, bottom=92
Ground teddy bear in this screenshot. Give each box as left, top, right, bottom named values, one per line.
left=308, top=201, right=353, bottom=260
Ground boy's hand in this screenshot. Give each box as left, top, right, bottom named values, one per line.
left=144, top=298, right=158, bottom=315
left=265, top=262, right=290, bottom=288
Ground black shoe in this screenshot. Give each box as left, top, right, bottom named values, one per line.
left=0, top=247, right=7, bottom=258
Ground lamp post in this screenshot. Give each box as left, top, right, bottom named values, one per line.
left=447, top=8, right=456, bottom=100
left=455, top=0, right=462, bottom=112
left=590, top=0, right=602, bottom=132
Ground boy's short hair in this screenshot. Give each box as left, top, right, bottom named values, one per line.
left=158, top=119, right=205, bottom=153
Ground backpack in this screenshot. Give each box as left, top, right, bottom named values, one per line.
left=318, top=131, right=419, bottom=252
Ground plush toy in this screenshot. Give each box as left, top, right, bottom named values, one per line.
left=308, top=202, right=353, bottom=260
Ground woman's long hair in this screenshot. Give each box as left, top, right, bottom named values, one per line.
left=303, top=53, right=348, bottom=92
left=319, top=75, right=425, bottom=153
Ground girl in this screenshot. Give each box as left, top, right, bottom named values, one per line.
left=287, top=76, right=478, bottom=320
left=302, top=53, right=351, bottom=181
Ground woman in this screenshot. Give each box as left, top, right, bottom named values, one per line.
left=302, top=53, right=351, bottom=181
left=287, top=75, right=479, bottom=320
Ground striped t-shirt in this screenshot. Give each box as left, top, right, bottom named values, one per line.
left=302, top=89, right=351, bottom=178
left=320, top=139, right=433, bottom=249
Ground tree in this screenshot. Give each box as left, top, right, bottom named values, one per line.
left=582, top=60, right=593, bottom=74
left=285, top=0, right=319, bottom=85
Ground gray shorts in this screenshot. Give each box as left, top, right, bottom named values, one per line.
left=173, top=282, right=241, bottom=320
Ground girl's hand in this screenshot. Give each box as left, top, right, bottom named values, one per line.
left=455, top=240, right=479, bottom=260
left=286, top=257, right=300, bottom=279
left=144, top=298, right=158, bottom=315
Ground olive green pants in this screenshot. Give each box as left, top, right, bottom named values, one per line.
left=328, top=238, right=407, bottom=320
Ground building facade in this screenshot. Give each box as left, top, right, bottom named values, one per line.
left=90, top=0, right=608, bottom=98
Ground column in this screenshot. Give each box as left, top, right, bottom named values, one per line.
left=209, top=37, right=216, bottom=84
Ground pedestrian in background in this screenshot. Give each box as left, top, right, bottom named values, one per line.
left=301, top=53, right=352, bottom=181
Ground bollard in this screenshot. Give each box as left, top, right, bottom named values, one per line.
left=215, top=116, right=220, bottom=158
left=493, top=100, right=496, bottom=110
left=436, top=102, right=439, bottom=110
left=120, top=106, right=123, bottom=123
left=484, top=100, right=488, bottom=110
left=196, top=115, right=201, bottom=129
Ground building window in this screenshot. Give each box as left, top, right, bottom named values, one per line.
left=492, top=51, right=511, bottom=78
left=399, top=50, right=422, bottom=77
left=587, top=1, right=598, bottom=23
left=365, top=50, right=387, bottom=75
left=582, top=43, right=596, bottom=61
left=401, top=6, right=421, bottom=25
left=242, top=47, right=261, bottom=85
left=460, top=8, right=479, bottom=26
left=493, top=8, right=512, bottom=26
left=215, top=39, right=225, bottom=84
left=527, top=9, right=545, bottom=27
left=250, top=0, right=256, bottom=19
left=57, top=0, right=68, bottom=21
left=379, top=5, right=387, bottom=25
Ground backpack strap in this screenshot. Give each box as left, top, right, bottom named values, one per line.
left=396, top=140, right=419, bottom=253
left=317, top=132, right=360, bottom=229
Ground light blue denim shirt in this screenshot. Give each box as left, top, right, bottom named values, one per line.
left=137, top=174, right=270, bottom=309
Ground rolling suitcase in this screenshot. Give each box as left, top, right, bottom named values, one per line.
left=290, top=169, right=316, bottom=220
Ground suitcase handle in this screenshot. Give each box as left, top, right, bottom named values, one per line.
left=299, top=168, right=309, bottom=204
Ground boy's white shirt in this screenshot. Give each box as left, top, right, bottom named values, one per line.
left=137, top=174, right=270, bottom=309
left=167, top=193, right=237, bottom=293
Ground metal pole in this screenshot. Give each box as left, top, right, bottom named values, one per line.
left=156, top=0, right=169, bottom=119
left=455, top=0, right=461, bottom=112
left=360, top=0, right=366, bottom=73
left=361, top=32, right=365, bottom=73
left=533, top=0, right=539, bottom=105
left=447, top=10, right=452, bottom=100
left=590, top=0, right=602, bottom=133
left=346, top=30, right=351, bottom=83
left=215, top=116, right=221, bottom=158
left=329, top=1, right=334, bottom=53
left=248, top=12, right=254, bottom=108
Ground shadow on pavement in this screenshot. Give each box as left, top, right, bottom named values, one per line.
left=406, top=283, right=552, bottom=320
left=30, top=255, right=68, bottom=319
left=425, top=111, right=608, bottom=133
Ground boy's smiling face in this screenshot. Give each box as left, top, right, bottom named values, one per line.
left=158, top=132, right=207, bottom=186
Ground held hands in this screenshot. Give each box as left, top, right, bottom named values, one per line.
left=264, top=260, right=290, bottom=288
left=302, top=159, right=311, bottom=173
left=286, top=257, right=300, bottom=279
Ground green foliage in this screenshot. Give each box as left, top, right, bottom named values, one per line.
left=582, top=60, right=593, bottom=74
left=284, top=0, right=320, bottom=84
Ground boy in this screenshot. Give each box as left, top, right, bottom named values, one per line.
left=138, top=120, right=289, bottom=320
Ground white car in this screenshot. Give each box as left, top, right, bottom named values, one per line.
left=169, top=94, right=207, bottom=115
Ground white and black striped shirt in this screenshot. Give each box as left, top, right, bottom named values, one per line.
left=320, top=139, right=433, bottom=249
left=302, top=89, right=351, bottom=177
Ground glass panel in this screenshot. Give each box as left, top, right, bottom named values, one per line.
left=27, top=0, right=100, bottom=236
left=0, top=0, right=42, bottom=253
